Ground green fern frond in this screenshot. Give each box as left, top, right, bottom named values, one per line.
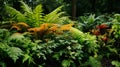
left=19, top=1, right=33, bottom=14
left=20, top=2, right=44, bottom=27
left=4, top=5, right=26, bottom=22
left=46, top=12, right=65, bottom=23
left=44, top=6, right=67, bottom=23
left=44, top=6, right=63, bottom=22
left=22, top=54, right=35, bottom=64
left=56, top=16, right=70, bottom=23
left=33, top=4, right=43, bottom=20
left=6, top=47, right=23, bottom=62
left=33, top=4, right=43, bottom=15
left=33, top=4, right=44, bottom=26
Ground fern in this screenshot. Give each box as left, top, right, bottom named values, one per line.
left=44, top=6, right=68, bottom=24
left=4, top=5, right=26, bottom=22
left=6, top=47, right=23, bottom=62
left=0, top=43, right=23, bottom=63
left=0, top=29, right=23, bottom=62
left=20, top=1, right=44, bottom=27
left=19, top=1, right=33, bottom=14
left=0, top=29, right=10, bottom=42
left=22, top=54, right=35, bottom=64
left=3, top=1, right=69, bottom=27
left=32, top=4, right=44, bottom=26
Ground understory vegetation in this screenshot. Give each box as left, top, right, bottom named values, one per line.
left=0, top=1, right=120, bottom=67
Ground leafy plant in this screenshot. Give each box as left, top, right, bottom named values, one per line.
left=112, top=14, right=120, bottom=39
left=70, top=27, right=99, bottom=55
left=76, top=14, right=97, bottom=32
left=76, top=14, right=112, bottom=32
left=2, top=1, right=69, bottom=27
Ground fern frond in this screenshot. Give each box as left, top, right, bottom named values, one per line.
left=44, top=6, right=67, bottom=23
left=19, top=1, right=33, bottom=14
left=4, top=5, right=26, bottom=22
left=47, top=12, right=65, bottom=23
left=33, top=4, right=43, bottom=15
left=6, top=47, right=23, bottom=62
left=22, top=54, right=35, bottom=64
left=33, top=4, right=44, bottom=26
left=20, top=2, right=44, bottom=27
left=53, top=15, right=69, bottom=24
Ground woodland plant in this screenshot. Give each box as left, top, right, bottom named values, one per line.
left=71, top=14, right=120, bottom=67
left=1, top=1, right=120, bottom=67
left=0, top=27, right=82, bottom=67
left=0, top=20, right=100, bottom=67
left=2, top=1, right=70, bottom=27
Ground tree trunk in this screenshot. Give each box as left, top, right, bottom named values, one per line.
left=72, top=0, right=77, bottom=20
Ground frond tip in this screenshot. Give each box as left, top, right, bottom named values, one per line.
left=19, top=1, right=32, bottom=14
left=44, top=5, right=67, bottom=23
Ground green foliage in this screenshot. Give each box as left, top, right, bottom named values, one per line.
left=2, top=1, right=69, bottom=27
left=62, top=59, right=72, bottom=67
left=83, top=56, right=102, bottom=67
left=4, top=5, right=26, bottom=22
left=6, top=47, right=23, bottom=62
left=76, top=14, right=97, bottom=31
left=22, top=54, right=35, bottom=65
left=44, top=6, right=68, bottom=24
left=0, top=29, right=23, bottom=63
left=0, top=61, right=6, bottom=67
left=2, top=2, right=120, bottom=66
left=0, top=29, right=10, bottom=41
left=70, top=27, right=99, bottom=54
left=20, top=1, right=32, bottom=14
left=112, top=61, right=120, bottom=67
left=76, top=14, right=112, bottom=32
left=112, top=14, right=120, bottom=38
left=0, top=28, right=83, bottom=67
left=33, top=4, right=44, bottom=25
left=20, top=1, right=44, bottom=27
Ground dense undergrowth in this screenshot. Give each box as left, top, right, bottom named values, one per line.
left=0, top=1, right=120, bottom=67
